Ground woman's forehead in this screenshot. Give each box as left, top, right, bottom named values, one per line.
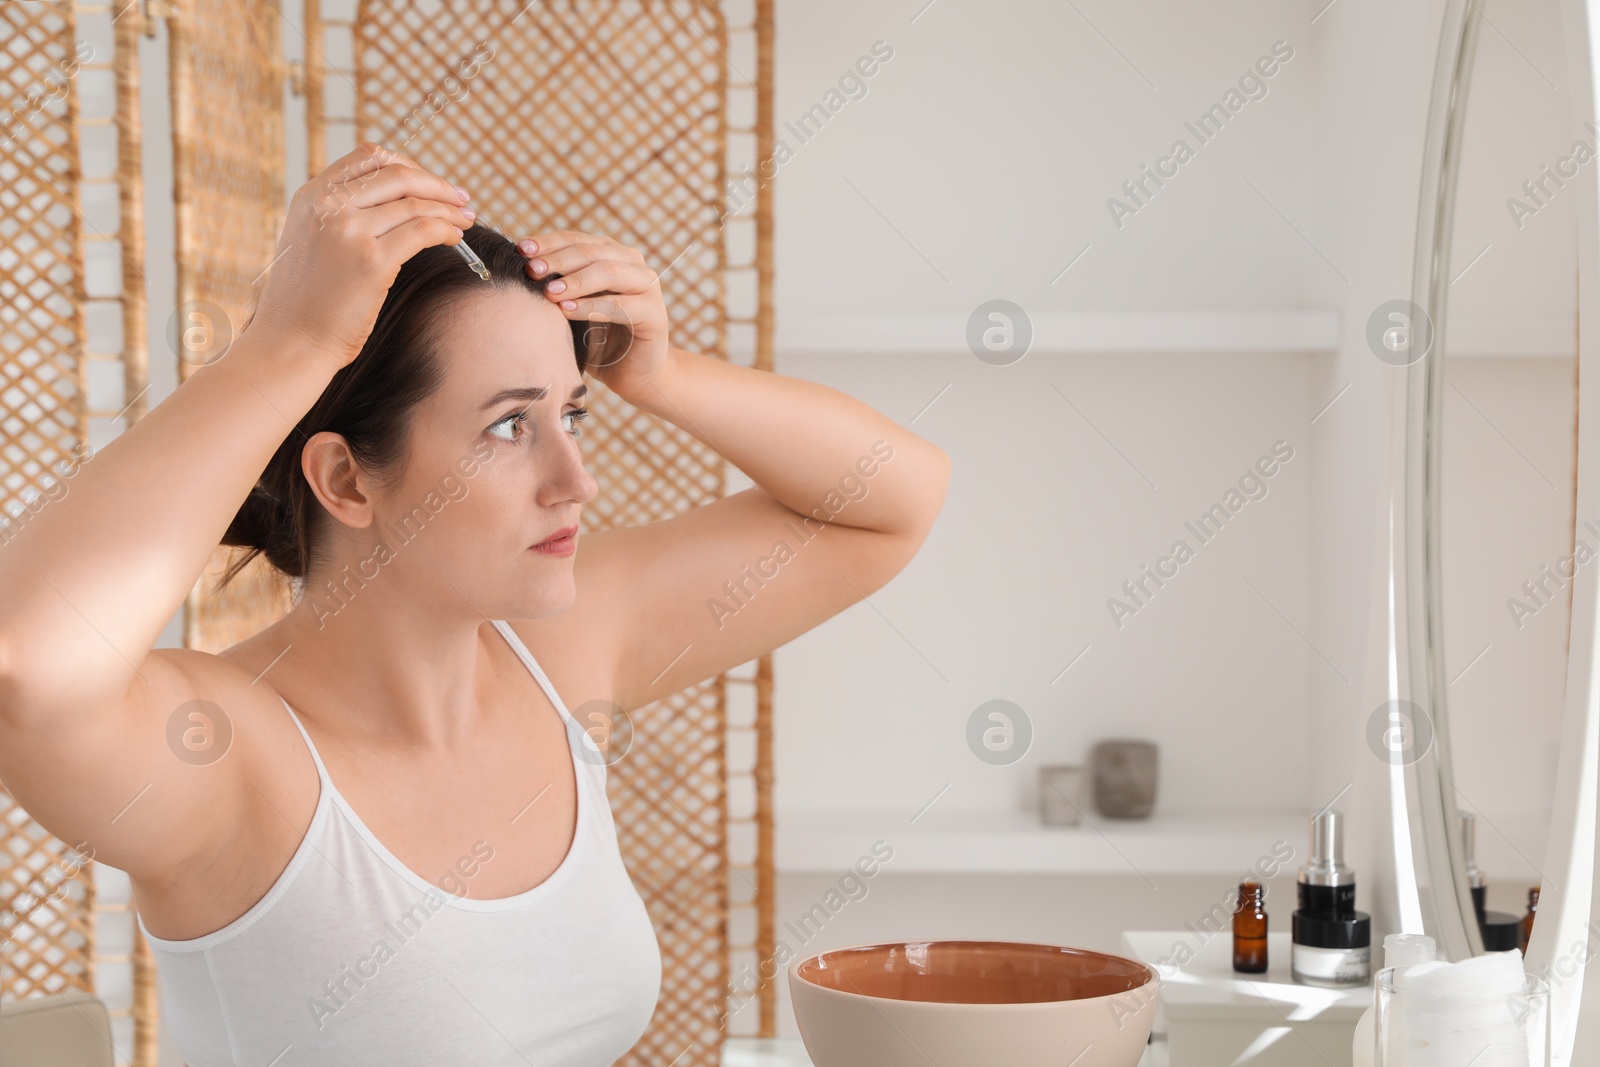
left=432, top=288, right=580, bottom=400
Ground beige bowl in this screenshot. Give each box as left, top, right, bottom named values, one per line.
left=788, top=939, right=1158, bottom=1067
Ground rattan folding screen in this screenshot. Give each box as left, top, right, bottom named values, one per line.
left=304, top=5, right=776, bottom=1059
left=2, top=1, right=774, bottom=1064
left=172, top=0, right=294, bottom=648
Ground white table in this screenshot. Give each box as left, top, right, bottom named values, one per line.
left=721, top=1039, right=813, bottom=1066
left=1121, top=929, right=1371, bottom=1067
left=721, top=1029, right=1166, bottom=1065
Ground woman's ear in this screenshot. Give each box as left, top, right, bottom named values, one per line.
left=301, top=430, right=376, bottom=530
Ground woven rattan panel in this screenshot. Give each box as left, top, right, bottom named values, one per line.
left=0, top=0, right=97, bottom=1006
left=171, top=0, right=293, bottom=652
left=338, top=2, right=736, bottom=1062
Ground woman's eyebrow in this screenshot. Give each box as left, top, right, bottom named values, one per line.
left=479, top=383, right=589, bottom=410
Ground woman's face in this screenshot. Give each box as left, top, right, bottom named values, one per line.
left=360, top=285, right=598, bottom=623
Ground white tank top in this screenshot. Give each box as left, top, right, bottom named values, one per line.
left=137, top=619, right=662, bottom=1066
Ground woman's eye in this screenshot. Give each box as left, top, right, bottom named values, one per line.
left=488, top=408, right=587, bottom=443
left=488, top=411, right=527, bottom=442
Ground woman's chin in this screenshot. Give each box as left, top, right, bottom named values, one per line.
left=500, top=582, right=578, bottom=621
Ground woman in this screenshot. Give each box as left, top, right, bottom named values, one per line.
left=0, top=142, right=949, bottom=1064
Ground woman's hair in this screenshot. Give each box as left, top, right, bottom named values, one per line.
left=218, top=223, right=589, bottom=591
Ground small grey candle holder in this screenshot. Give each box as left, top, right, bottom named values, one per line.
left=1091, top=739, right=1158, bottom=818
left=1038, top=764, right=1086, bottom=826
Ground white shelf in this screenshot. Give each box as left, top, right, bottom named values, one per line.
left=776, top=808, right=1309, bottom=876
left=775, top=311, right=1340, bottom=354
left=1120, top=930, right=1369, bottom=1023
left=772, top=311, right=1579, bottom=357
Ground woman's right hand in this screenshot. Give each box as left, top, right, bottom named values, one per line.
left=246, top=142, right=476, bottom=368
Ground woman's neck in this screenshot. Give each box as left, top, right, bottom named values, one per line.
left=232, top=576, right=498, bottom=751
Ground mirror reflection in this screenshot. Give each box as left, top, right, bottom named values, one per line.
left=1435, top=0, right=1573, bottom=964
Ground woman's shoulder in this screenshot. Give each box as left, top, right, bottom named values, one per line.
left=151, top=633, right=300, bottom=742
left=166, top=628, right=322, bottom=838
left=125, top=635, right=322, bottom=940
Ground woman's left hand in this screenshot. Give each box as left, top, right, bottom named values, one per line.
left=516, top=231, right=671, bottom=402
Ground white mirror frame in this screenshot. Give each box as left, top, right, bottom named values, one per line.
left=1386, top=1, right=1599, bottom=1061
left=1399, top=0, right=1488, bottom=969
left=1536, top=5, right=1600, bottom=1061
left=1393, top=1, right=1600, bottom=1061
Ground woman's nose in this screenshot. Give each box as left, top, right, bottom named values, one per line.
left=572, top=461, right=599, bottom=505
left=541, top=436, right=598, bottom=506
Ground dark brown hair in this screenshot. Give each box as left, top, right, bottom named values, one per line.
left=219, top=223, right=589, bottom=589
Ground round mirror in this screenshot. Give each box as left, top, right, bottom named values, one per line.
left=1405, top=0, right=1579, bottom=969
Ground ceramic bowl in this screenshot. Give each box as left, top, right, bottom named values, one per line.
left=788, top=939, right=1158, bottom=1067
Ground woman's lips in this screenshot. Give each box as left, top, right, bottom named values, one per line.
left=531, top=525, right=578, bottom=556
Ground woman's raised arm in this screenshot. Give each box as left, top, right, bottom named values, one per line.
left=0, top=142, right=475, bottom=880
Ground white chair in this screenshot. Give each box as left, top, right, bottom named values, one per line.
left=0, top=989, right=116, bottom=1067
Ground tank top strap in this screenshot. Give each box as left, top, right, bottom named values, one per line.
left=491, top=620, right=575, bottom=723
left=278, top=695, right=332, bottom=785
left=491, top=620, right=603, bottom=764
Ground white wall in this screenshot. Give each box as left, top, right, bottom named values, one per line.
left=1304, top=0, right=1449, bottom=953
left=768, top=1, right=1320, bottom=814
left=771, top=350, right=1313, bottom=817
left=768, top=0, right=1319, bottom=314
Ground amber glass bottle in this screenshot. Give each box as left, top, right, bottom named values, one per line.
left=1234, top=880, right=1269, bottom=973
left=1520, top=886, right=1540, bottom=955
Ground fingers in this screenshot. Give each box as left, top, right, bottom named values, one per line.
left=522, top=238, right=613, bottom=278
left=327, top=161, right=468, bottom=214
left=373, top=215, right=466, bottom=265
left=360, top=195, right=477, bottom=240
left=518, top=232, right=635, bottom=275
left=539, top=257, right=658, bottom=304
left=511, top=234, right=664, bottom=338
left=517, top=229, right=613, bottom=257
left=523, top=239, right=649, bottom=286
left=302, top=143, right=469, bottom=225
